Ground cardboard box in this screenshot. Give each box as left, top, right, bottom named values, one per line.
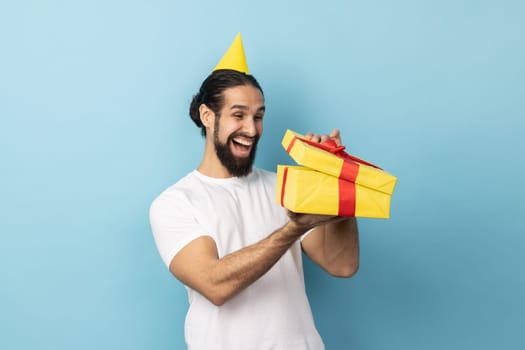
left=282, top=130, right=397, bottom=195
left=276, top=165, right=393, bottom=218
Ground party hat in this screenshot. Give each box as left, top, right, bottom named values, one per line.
left=213, top=33, right=249, bottom=73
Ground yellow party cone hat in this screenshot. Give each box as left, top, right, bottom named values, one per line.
left=213, top=33, right=249, bottom=73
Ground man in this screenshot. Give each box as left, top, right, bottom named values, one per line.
left=150, top=34, right=359, bottom=350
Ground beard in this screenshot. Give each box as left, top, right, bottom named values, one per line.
left=213, top=120, right=259, bottom=177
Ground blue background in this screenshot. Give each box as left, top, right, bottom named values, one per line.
left=1, top=0, right=524, bottom=349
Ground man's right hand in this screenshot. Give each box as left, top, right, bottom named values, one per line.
left=286, top=210, right=346, bottom=234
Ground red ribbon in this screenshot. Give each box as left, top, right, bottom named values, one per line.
left=284, top=135, right=382, bottom=217
left=279, top=166, right=356, bottom=217
left=280, top=167, right=289, bottom=207
left=287, top=136, right=382, bottom=182
left=338, top=177, right=356, bottom=216
left=301, top=138, right=382, bottom=170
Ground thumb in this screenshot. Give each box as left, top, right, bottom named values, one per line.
left=329, top=129, right=341, bottom=146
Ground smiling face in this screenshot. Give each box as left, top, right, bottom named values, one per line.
left=212, top=84, right=265, bottom=177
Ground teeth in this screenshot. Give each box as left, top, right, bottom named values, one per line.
left=233, top=137, right=253, bottom=146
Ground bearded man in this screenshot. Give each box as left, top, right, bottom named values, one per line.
left=150, top=35, right=359, bottom=350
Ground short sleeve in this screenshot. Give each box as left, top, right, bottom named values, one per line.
left=149, top=189, right=208, bottom=268
left=300, top=227, right=316, bottom=242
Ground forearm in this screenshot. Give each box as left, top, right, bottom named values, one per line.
left=302, top=217, right=359, bottom=278
left=323, top=218, right=359, bottom=273
left=172, top=212, right=343, bottom=305
left=201, top=222, right=304, bottom=305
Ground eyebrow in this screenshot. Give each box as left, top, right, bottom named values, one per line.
left=230, top=104, right=266, bottom=113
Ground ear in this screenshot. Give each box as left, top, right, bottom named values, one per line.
left=199, top=104, right=215, bottom=129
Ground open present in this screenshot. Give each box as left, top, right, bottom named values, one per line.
left=276, top=165, right=392, bottom=218
left=282, top=129, right=397, bottom=195
left=276, top=130, right=397, bottom=218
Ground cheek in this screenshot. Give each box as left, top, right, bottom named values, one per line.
left=218, top=123, right=236, bottom=140
left=254, top=119, right=263, bottom=132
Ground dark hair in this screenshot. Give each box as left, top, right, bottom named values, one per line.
left=189, top=69, right=263, bottom=136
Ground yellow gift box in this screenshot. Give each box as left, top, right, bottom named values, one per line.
left=282, top=130, right=397, bottom=195
left=276, top=165, right=393, bottom=218
left=276, top=130, right=397, bottom=218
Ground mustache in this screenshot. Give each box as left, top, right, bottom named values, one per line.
left=228, top=132, right=260, bottom=142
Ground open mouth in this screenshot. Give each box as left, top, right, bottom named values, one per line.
left=231, top=136, right=255, bottom=157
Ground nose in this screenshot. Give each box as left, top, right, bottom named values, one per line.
left=242, top=118, right=257, bottom=137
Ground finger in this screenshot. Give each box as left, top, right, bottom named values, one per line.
left=320, top=134, right=330, bottom=143
left=329, top=129, right=340, bottom=139
left=310, top=134, right=322, bottom=143
left=329, top=129, right=342, bottom=146
left=286, top=209, right=298, bottom=218
left=306, top=132, right=330, bottom=144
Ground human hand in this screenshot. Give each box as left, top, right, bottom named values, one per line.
left=305, top=129, right=342, bottom=146
left=286, top=210, right=346, bottom=233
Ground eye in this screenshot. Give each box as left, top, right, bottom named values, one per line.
left=233, top=113, right=243, bottom=119
left=254, top=114, right=264, bottom=121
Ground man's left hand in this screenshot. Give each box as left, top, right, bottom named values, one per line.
left=304, top=129, right=342, bottom=146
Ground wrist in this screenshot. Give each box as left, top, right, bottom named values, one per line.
left=284, top=220, right=309, bottom=238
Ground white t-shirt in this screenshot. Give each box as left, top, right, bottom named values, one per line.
left=150, top=168, right=324, bottom=350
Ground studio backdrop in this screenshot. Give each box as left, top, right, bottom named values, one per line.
left=1, top=1, right=524, bottom=349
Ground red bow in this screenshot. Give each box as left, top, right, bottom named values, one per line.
left=299, top=137, right=382, bottom=170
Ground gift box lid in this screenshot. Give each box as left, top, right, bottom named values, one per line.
left=281, top=129, right=397, bottom=195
